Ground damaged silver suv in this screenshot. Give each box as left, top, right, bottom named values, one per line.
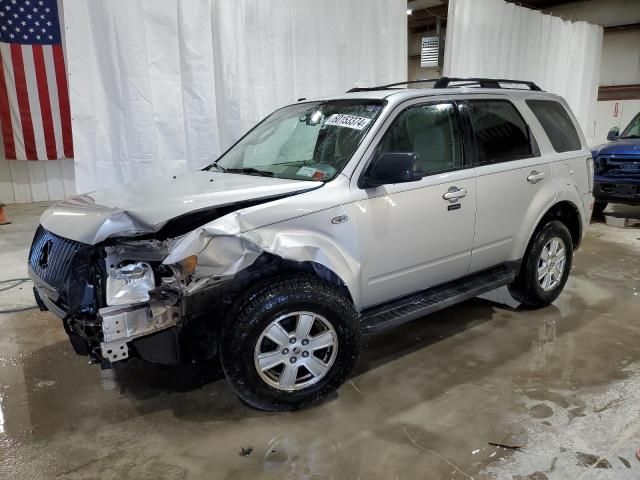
left=29, top=77, right=594, bottom=411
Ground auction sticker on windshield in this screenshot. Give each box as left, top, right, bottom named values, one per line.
left=324, top=114, right=372, bottom=130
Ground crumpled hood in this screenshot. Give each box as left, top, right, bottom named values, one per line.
left=41, top=171, right=321, bottom=244
left=591, top=138, right=640, bottom=157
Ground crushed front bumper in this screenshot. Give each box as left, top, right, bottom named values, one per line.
left=31, top=269, right=183, bottom=365
left=98, top=303, right=180, bottom=362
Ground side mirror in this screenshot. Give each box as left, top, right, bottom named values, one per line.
left=607, top=127, right=620, bottom=141
left=362, top=153, right=421, bottom=188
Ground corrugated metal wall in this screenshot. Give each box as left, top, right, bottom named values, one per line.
left=0, top=155, right=75, bottom=204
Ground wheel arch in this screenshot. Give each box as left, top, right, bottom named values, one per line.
left=218, top=253, right=356, bottom=310
left=520, top=200, right=583, bottom=259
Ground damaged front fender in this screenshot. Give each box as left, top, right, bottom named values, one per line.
left=164, top=206, right=363, bottom=307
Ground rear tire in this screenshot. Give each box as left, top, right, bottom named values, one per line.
left=220, top=274, right=361, bottom=411
left=593, top=201, right=607, bottom=216
left=508, top=220, right=573, bottom=309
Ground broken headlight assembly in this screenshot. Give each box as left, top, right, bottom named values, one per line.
left=106, top=262, right=156, bottom=306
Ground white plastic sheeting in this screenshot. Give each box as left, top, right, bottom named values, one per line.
left=63, top=0, right=407, bottom=194
left=444, top=0, right=603, bottom=143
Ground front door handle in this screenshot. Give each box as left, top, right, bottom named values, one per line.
left=442, top=186, right=467, bottom=202
left=527, top=170, right=545, bottom=184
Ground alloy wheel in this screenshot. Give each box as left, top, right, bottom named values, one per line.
left=537, top=236, right=566, bottom=292
left=254, top=311, right=338, bottom=391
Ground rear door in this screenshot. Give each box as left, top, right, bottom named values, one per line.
left=464, top=97, right=556, bottom=272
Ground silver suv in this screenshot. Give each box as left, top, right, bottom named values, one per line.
left=29, top=77, right=594, bottom=410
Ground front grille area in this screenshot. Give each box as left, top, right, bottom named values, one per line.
left=29, top=226, right=84, bottom=292
left=595, top=155, right=640, bottom=179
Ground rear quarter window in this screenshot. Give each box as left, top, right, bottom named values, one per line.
left=467, top=100, right=538, bottom=164
left=526, top=99, right=582, bottom=153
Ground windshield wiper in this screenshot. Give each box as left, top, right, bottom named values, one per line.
left=620, top=135, right=640, bottom=139
left=208, top=163, right=226, bottom=172
left=225, top=167, right=274, bottom=177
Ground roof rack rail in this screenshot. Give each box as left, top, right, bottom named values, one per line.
left=347, top=78, right=439, bottom=92
left=433, top=77, right=542, bottom=91
left=346, top=77, right=542, bottom=93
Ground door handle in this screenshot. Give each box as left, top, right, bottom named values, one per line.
left=527, top=170, right=545, bottom=184
left=442, top=186, right=467, bottom=202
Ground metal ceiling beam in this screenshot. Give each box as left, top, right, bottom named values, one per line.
left=503, top=0, right=580, bottom=9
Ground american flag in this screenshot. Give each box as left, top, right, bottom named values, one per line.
left=0, top=0, right=72, bottom=160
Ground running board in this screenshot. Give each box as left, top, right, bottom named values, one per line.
left=360, top=262, right=519, bottom=336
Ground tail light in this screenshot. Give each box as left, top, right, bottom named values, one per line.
left=586, top=156, right=594, bottom=192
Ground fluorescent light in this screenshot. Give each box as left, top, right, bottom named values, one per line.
left=407, top=9, right=413, bottom=15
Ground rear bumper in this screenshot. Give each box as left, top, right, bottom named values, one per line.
left=594, top=177, right=640, bottom=204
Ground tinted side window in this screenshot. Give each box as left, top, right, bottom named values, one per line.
left=468, top=100, right=536, bottom=163
left=376, top=102, right=463, bottom=175
left=526, top=99, right=581, bottom=152
left=620, top=112, right=640, bottom=138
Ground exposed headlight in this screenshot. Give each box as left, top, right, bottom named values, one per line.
left=106, top=262, right=155, bottom=306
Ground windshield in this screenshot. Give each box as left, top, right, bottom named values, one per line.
left=620, top=112, right=640, bottom=138
left=209, top=100, right=384, bottom=181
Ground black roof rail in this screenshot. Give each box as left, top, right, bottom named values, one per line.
left=346, top=78, right=439, bottom=92
left=433, top=77, right=542, bottom=91
left=346, top=77, right=542, bottom=93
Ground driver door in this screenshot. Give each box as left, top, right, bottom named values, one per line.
left=356, top=100, right=477, bottom=308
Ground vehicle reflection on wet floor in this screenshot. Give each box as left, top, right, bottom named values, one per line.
left=595, top=203, right=640, bottom=228
left=1, top=203, right=640, bottom=479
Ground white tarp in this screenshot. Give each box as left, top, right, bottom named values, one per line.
left=62, top=0, right=407, bottom=193
left=444, top=0, right=603, bottom=143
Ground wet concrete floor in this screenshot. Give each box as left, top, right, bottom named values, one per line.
left=0, top=202, right=639, bottom=479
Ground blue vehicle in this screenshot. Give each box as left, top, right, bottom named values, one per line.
left=591, top=112, right=640, bottom=215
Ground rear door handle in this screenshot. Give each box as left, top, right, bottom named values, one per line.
left=442, top=186, right=467, bottom=202
left=527, top=170, right=545, bottom=184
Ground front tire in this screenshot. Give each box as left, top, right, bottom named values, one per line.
left=220, top=274, right=361, bottom=411
left=508, top=220, right=573, bottom=308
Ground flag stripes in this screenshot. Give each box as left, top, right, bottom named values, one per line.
left=0, top=43, right=72, bottom=160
